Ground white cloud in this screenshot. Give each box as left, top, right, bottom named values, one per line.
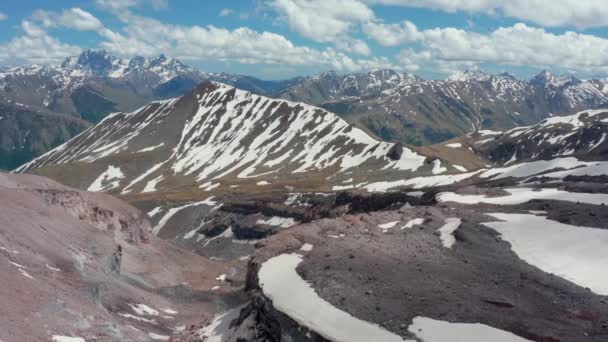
left=335, top=37, right=371, bottom=56
left=424, top=23, right=608, bottom=72
left=363, top=0, right=608, bottom=29
left=0, top=21, right=81, bottom=64
left=0, top=12, right=8, bottom=21
left=270, top=0, right=374, bottom=43
left=219, top=8, right=234, bottom=17
left=32, top=8, right=104, bottom=31
left=363, top=20, right=421, bottom=46
left=393, top=22, right=608, bottom=75
left=98, top=12, right=385, bottom=72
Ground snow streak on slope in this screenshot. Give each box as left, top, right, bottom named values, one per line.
left=170, top=83, right=425, bottom=180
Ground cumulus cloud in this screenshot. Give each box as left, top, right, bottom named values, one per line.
left=393, top=22, right=608, bottom=75
left=271, top=0, right=374, bottom=42
left=0, top=20, right=81, bottom=64
left=363, top=20, right=421, bottom=46
left=427, top=24, right=608, bottom=72
left=97, top=12, right=387, bottom=72
left=32, top=8, right=104, bottom=31
left=362, top=0, right=608, bottom=28
left=0, top=12, right=8, bottom=21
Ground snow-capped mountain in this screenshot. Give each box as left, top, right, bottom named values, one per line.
left=0, top=51, right=304, bottom=170
left=278, top=69, right=422, bottom=105
left=18, top=81, right=439, bottom=197
left=467, top=108, right=608, bottom=164
left=284, top=69, right=608, bottom=146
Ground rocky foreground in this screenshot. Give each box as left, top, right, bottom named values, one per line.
left=0, top=172, right=245, bottom=341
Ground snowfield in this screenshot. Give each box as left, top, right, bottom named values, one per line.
left=408, top=317, right=531, bottom=342
left=483, top=213, right=608, bottom=295
left=258, top=252, right=534, bottom=342
left=437, top=188, right=608, bottom=206
left=259, top=253, right=411, bottom=342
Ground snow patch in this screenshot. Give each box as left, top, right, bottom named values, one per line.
left=438, top=188, right=608, bottom=206
left=402, top=218, right=424, bottom=229
left=87, top=165, right=124, bottom=192
left=437, top=218, right=461, bottom=248
left=483, top=213, right=608, bottom=295
left=408, top=316, right=531, bottom=342
left=259, top=254, right=410, bottom=342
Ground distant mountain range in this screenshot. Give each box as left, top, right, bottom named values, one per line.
left=280, top=69, right=608, bottom=146
left=2, top=50, right=608, bottom=169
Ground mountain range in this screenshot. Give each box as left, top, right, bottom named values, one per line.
left=0, top=50, right=301, bottom=169
left=282, top=69, right=608, bottom=145
left=11, top=80, right=608, bottom=341
left=3, top=50, right=608, bottom=171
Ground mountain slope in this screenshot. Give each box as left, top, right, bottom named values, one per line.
left=0, top=102, right=90, bottom=170
left=471, top=109, right=608, bottom=164
left=18, top=82, right=438, bottom=199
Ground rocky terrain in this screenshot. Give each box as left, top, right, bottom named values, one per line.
left=8, top=78, right=608, bottom=341
left=0, top=172, right=246, bottom=342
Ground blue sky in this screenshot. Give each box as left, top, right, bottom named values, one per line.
left=1, top=0, right=608, bottom=80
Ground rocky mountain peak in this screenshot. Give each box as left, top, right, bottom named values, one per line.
left=447, top=69, right=493, bottom=82
left=61, top=49, right=121, bottom=77
left=530, top=70, right=581, bottom=88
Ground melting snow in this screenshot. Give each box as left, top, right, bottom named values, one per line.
left=118, top=313, right=157, bottom=324
left=431, top=160, right=447, bottom=174
left=364, top=170, right=482, bottom=192
left=153, top=198, right=217, bottom=235
left=300, top=243, right=314, bottom=252
left=148, top=333, right=169, bottom=341
left=445, top=143, right=462, bottom=148
left=483, top=213, right=608, bottom=295
left=137, top=143, right=165, bottom=153
left=129, top=303, right=160, bottom=316
left=256, top=216, right=298, bottom=228
left=437, top=218, right=462, bottom=248
left=408, top=316, right=531, bottom=342
left=259, top=254, right=411, bottom=342
left=87, top=165, right=124, bottom=192
left=52, top=336, right=86, bottom=342
left=402, top=218, right=424, bottom=229
left=438, top=188, right=608, bottom=206
left=378, top=221, right=400, bottom=232
left=142, top=175, right=164, bottom=193
left=147, top=206, right=162, bottom=217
